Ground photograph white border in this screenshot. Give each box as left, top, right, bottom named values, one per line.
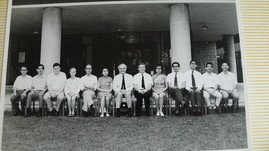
left=0, top=0, right=250, bottom=150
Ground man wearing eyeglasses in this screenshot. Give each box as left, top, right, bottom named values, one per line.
left=44, top=63, right=67, bottom=116
left=167, top=62, right=186, bottom=116
left=133, top=63, right=153, bottom=117
left=25, top=64, right=47, bottom=117
left=184, top=60, right=204, bottom=116
left=80, top=64, right=97, bottom=117
left=10, top=66, right=32, bottom=116
left=113, top=63, right=133, bottom=117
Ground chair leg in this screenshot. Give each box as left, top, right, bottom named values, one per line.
left=75, top=99, right=78, bottom=116
left=61, top=100, right=65, bottom=116
left=24, top=105, right=27, bottom=116
left=97, top=99, right=100, bottom=116
left=150, top=98, right=153, bottom=116
left=79, top=99, right=82, bottom=116
left=164, top=99, right=167, bottom=116
left=112, top=99, right=115, bottom=116
left=133, top=100, right=136, bottom=116
left=42, top=103, right=46, bottom=116
left=33, top=101, right=35, bottom=114
left=169, top=99, right=172, bottom=115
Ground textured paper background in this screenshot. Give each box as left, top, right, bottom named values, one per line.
left=0, top=0, right=269, bottom=150
left=236, top=0, right=269, bottom=150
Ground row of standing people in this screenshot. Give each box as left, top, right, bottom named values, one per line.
left=10, top=60, right=239, bottom=117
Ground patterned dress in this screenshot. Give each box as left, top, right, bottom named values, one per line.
left=97, top=76, right=113, bottom=98
left=152, top=74, right=167, bottom=94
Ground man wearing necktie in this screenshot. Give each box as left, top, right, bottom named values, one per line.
left=167, top=62, right=186, bottom=116
left=184, top=60, right=204, bottom=115
left=113, top=64, right=133, bottom=117
left=133, top=63, right=153, bottom=116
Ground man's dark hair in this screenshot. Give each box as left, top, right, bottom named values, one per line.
left=155, top=64, right=163, bottom=69
left=221, top=62, right=229, bottom=66
left=20, top=65, right=27, bottom=70
left=37, top=64, right=45, bottom=69
left=190, top=60, right=198, bottom=64
left=138, top=62, right=146, bottom=67
left=171, top=62, right=180, bottom=67
left=53, top=63, right=61, bottom=68
left=205, top=62, right=213, bottom=67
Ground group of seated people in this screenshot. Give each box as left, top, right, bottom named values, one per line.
left=10, top=60, right=239, bottom=117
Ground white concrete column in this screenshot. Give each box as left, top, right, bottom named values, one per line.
left=170, top=4, right=192, bottom=72
left=40, top=7, right=62, bottom=75
left=223, top=35, right=237, bottom=75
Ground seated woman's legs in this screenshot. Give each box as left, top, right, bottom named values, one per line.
left=71, top=95, right=77, bottom=115
left=66, top=95, right=72, bottom=115
left=153, top=92, right=160, bottom=116
left=159, top=93, right=165, bottom=116
left=100, top=96, right=105, bottom=117
left=105, top=96, right=110, bottom=117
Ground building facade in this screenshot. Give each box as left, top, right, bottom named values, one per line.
left=6, top=0, right=242, bottom=84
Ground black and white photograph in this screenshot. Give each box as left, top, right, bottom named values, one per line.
left=2, top=0, right=248, bottom=150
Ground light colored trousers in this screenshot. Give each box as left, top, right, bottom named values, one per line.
left=82, top=90, right=94, bottom=111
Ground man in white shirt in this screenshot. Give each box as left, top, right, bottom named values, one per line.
left=184, top=60, right=204, bottom=115
left=43, top=63, right=67, bottom=116
left=25, top=64, right=47, bottom=117
left=10, top=66, right=32, bottom=116
left=65, top=68, right=81, bottom=117
left=133, top=63, right=153, bottom=116
left=81, top=64, right=97, bottom=117
left=113, top=63, right=133, bottom=117
left=202, top=62, right=222, bottom=112
left=167, top=62, right=186, bottom=116
left=218, top=62, right=239, bottom=112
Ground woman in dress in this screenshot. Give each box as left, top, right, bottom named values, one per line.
left=64, top=68, right=81, bottom=117
left=152, top=64, right=168, bottom=116
left=97, top=68, right=113, bottom=117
